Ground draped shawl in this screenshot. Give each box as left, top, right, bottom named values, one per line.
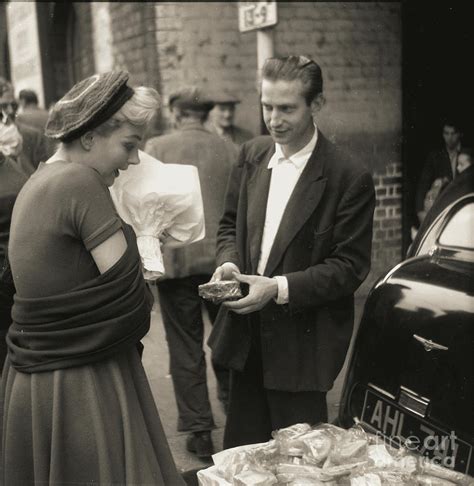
left=6, top=225, right=152, bottom=372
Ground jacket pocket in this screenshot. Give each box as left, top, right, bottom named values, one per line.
left=312, top=225, right=334, bottom=260
left=313, top=224, right=334, bottom=239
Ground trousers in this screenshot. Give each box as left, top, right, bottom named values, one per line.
left=223, top=315, right=328, bottom=449
left=157, top=274, right=229, bottom=432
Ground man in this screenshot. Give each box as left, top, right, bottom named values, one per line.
left=416, top=120, right=463, bottom=224
left=206, top=90, right=254, bottom=147
left=0, top=78, right=49, bottom=176
left=16, top=89, right=50, bottom=133
left=208, top=55, right=375, bottom=448
left=144, top=87, right=236, bottom=458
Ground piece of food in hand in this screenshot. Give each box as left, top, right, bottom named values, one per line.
left=198, top=280, right=243, bottom=304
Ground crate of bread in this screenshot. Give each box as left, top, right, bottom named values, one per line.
left=197, top=423, right=474, bottom=486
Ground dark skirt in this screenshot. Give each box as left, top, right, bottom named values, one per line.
left=0, top=348, right=185, bottom=485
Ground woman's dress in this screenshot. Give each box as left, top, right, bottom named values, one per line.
left=1, top=161, right=185, bottom=485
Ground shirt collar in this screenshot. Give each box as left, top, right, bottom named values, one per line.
left=268, top=125, right=318, bottom=169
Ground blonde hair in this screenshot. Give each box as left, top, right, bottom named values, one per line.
left=95, top=86, right=160, bottom=135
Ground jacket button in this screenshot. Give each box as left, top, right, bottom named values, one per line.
left=306, top=328, right=311, bottom=333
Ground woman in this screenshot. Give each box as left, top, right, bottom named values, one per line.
left=0, top=112, right=27, bottom=372
left=1, top=71, right=186, bottom=485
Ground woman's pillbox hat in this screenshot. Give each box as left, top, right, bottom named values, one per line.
left=45, top=71, right=134, bottom=142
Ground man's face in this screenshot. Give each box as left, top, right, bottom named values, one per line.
left=212, top=103, right=236, bottom=128
left=261, top=78, right=316, bottom=153
left=442, top=125, right=461, bottom=150
left=0, top=91, right=18, bottom=124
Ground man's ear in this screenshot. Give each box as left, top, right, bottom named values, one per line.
left=80, top=131, right=95, bottom=151
left=311, top=93, right=325, bottom=115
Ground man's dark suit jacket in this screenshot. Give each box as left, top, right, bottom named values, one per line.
left=208, top=133, right=375, bottom=392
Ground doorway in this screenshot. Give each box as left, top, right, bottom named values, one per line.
left=402, top=2, right=474, bottom=251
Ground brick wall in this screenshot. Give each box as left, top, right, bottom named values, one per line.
left=273, top=2, right=401, bottom=170
left=153, top=2, right=259, bottom=134
left=272, top=2, right=403, bottom=285
left=372, top=162, right=403, bottom=264
left=108, top=2, right=158, bottom=87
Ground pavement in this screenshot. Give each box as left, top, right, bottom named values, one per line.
left=142, top=285, right=367, bottom=483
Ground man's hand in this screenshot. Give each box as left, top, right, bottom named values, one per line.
left=224, top=273, right=278, bottom=314
left=211, top=262, right=240, bottom=281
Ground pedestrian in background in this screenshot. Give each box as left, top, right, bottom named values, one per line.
left=416, top=119, right=463, bottom=224
left=0, top=78, right=49, bottom=176
left=16, top=89, right=50, bottom=132
left=145, top=86, right=236, bottom=459
left=209, top=55, right=375, bottom=449
left=1, top=71, right=185, bottom=485
left=207, top=90, right=254, bottom=147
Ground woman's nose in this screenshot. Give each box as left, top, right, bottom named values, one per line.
left=128, top=151, right=140, bottom=165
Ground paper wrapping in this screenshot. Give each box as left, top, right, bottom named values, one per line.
left=110, top=150, right=205, bottom=279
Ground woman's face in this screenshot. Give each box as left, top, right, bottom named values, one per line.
left=90, top=122, right=144, bottom=186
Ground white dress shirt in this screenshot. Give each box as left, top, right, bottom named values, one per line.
left=257, top=127, right=318, bottom=304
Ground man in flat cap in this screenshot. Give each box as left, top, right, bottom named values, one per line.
left=0, top=78, right=49, bottom=176
left=206, top=90, right=254, bottom=147
left=145, top=86, right=236, bottom=459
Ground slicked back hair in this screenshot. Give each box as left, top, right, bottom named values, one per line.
left=261, top=55, right=323, bottom=105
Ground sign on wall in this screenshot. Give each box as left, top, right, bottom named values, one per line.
left=238, top=1, right=277, bottom=33
left=6, top=2, right=45, bottom=107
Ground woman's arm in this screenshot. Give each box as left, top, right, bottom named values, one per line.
left=90, top=229, right=127, bottom=274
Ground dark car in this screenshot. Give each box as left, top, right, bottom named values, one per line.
left=338, top=179, right=474, bottom=477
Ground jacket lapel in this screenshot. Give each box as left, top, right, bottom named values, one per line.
left=264, top=135, right=327, bottom=277
left=246, top=147, right=274, bottom=273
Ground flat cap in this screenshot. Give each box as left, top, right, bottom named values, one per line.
left=210, top=90, right=241, bottom=105
left=45, top=71, right=134, bottom=142
left=168, top=86, right=214, bottom=112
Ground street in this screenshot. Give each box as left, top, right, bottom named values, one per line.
left=142, top=285, right=366, bottom=476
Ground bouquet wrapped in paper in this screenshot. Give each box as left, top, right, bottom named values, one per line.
left=110, top=150, right=205, bottom=280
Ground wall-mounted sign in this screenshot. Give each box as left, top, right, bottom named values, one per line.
left=238, top=2, right=277, bottom=33
left=6, top=2, right=45, bottom=107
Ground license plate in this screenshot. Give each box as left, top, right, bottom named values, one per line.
left=361, top=388, right=473, bottom=475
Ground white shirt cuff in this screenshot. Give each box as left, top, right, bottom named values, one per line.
left=273, top=276, right=289, bottom=304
